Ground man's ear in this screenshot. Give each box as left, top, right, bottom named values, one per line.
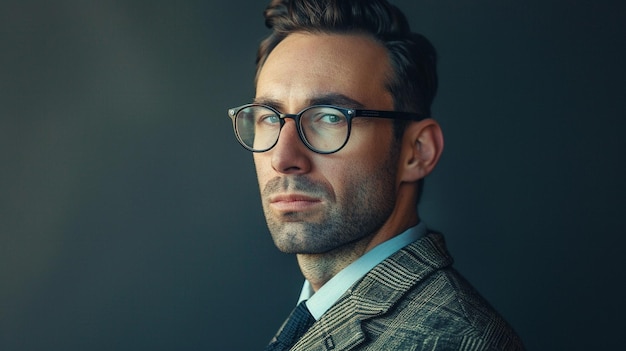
left=399, top=118, right=444, bottom=183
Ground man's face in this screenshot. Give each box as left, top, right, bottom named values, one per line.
left=254, top=32, right=400, bottom=254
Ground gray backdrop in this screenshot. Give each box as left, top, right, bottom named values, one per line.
left=2, top=0, right=625, bottom=350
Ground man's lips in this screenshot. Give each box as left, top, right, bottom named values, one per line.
left=269, top=193, right=322, bottom=212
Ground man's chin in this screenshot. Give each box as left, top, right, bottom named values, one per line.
left=273, top=244, right=330, bottom=255
left=269, top=231, right=331, bottom=254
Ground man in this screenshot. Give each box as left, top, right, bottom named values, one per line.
left=228, top=0, right=525, bottom=350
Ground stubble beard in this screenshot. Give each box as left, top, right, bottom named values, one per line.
left=261, top=161, right=397, bottom=255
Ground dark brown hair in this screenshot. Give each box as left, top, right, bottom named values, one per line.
left=256, top=0, right=438, bottom=121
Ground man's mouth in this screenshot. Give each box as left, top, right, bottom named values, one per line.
left=269, top=193, right=322, bottom=212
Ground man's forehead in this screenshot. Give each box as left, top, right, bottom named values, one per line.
left=255, top=32, right=394, bottom=112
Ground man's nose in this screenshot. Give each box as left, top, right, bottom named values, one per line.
left=270, top=120, right=312, bottom=175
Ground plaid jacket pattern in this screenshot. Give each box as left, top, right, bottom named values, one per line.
left=273, top=232, right=525, bottom=351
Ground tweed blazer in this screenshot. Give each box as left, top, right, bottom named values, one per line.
left=272, top=233, right=525, bottom=351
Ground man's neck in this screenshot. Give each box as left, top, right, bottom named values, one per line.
left=296, top=234, right=374, bottom=291
left=296, top=208, right=420, bottom=291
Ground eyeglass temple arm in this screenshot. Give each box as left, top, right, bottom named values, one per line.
left=354, top=109, right=426, bottom=121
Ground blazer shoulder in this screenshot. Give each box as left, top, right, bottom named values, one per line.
left=357, top=233, right=526, bottom=350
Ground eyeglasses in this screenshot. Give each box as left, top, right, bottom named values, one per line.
left=228, top=104, right=425, bottom=154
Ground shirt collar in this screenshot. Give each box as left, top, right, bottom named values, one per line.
left=297, top=222, right=427, bottom=320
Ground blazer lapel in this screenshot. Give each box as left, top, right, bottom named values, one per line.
left=291, top=233, right=453, bottom=351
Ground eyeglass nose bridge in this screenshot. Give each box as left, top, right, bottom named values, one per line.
left=273, top=113, right=313, bottom=151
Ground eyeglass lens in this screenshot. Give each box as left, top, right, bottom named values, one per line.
left=234, top=105, right=350, bottom=153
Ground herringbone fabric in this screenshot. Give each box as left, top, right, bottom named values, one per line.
left=269, top=233, right=525, bottom=351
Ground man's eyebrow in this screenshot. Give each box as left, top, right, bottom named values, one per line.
left=253, top=97, right=283, bottom=109
left=308, top=93, right=366, bottom=109
left=253, top=93, right=366, bottom=111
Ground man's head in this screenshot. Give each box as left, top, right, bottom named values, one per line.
left=236, top=0, right=443, bottom=256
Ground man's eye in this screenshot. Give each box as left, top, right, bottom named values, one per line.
left=259, top=114, right=280, bottom=124
left=319, top=114, right=345, bottom=124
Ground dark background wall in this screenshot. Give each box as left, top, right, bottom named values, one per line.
left=1, top=0, right=624, bottom=350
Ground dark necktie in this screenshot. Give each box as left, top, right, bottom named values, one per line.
left=265, top=301, right=315, bottom=351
